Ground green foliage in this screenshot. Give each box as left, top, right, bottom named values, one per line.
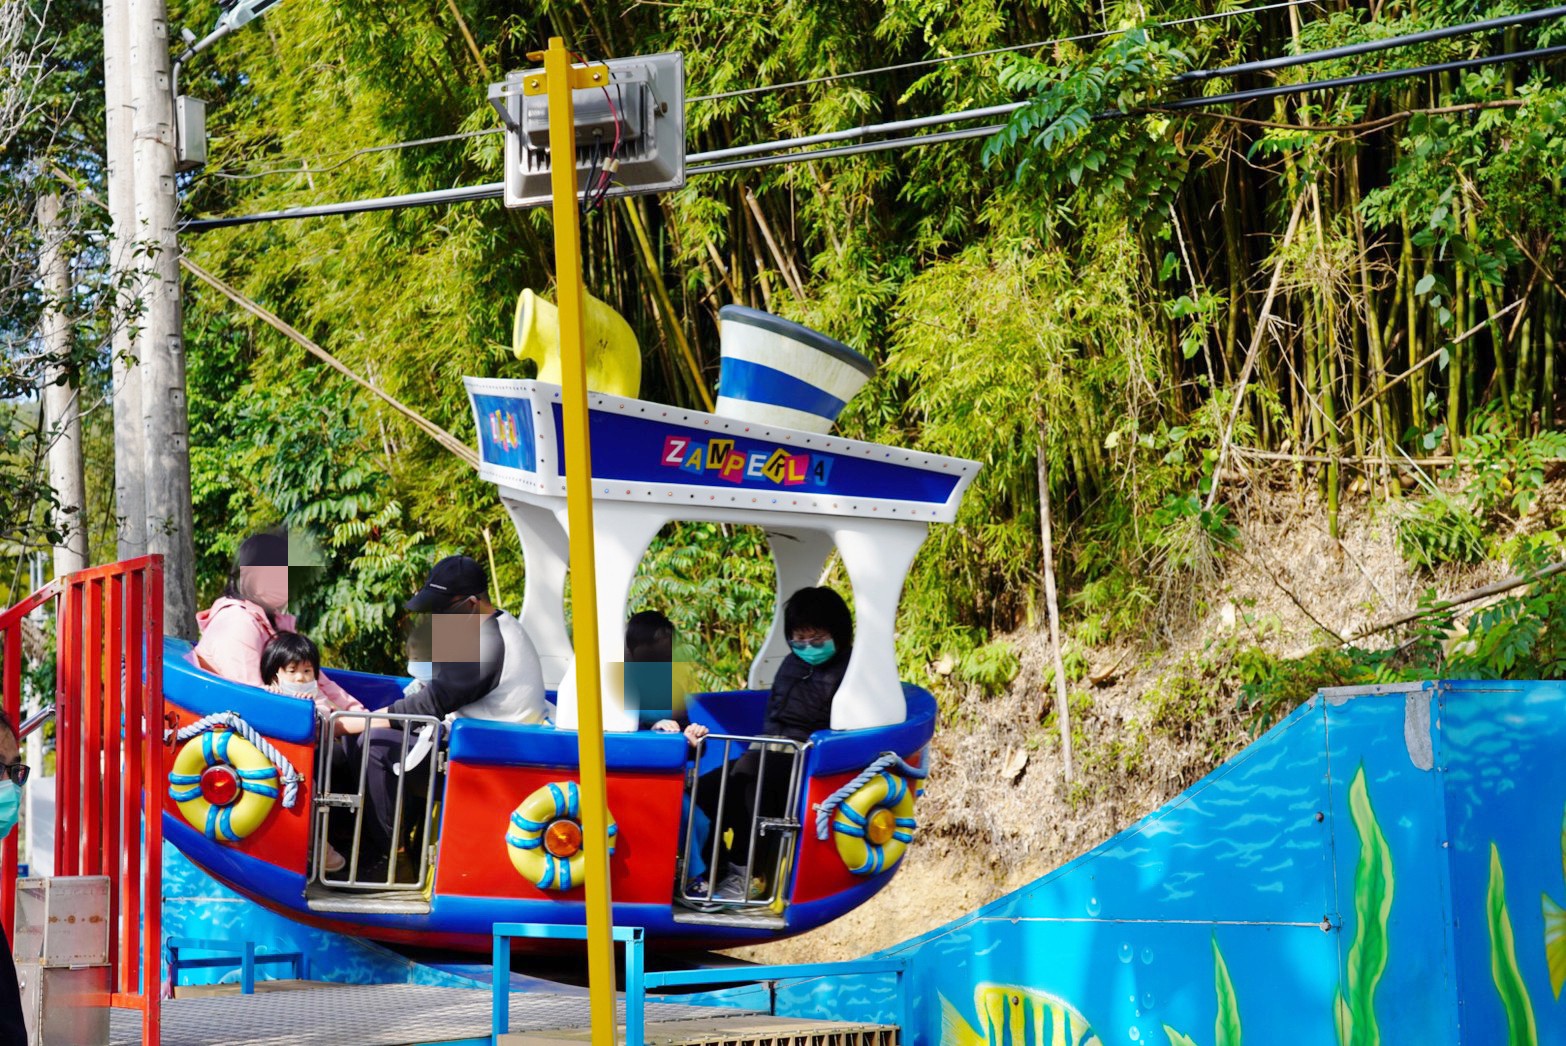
left=1233, top=645, right=1389, bottom=736
left=1445, top=534, right=1566, bottom=679
left=955, top=640, right=1021, bottom=697
left=1335, top=765, right=1393, bottom=1046
left=1394, top=492, right=1487, bottom=569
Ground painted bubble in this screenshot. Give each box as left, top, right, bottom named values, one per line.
left=1118, top=943, right=1134, bottom=963
left=1087, top=896, right=1102, bottom=916
left=1142, top=992, right=1156, bottom=1010
left=1129, top=1028, right=1141, bottom=1042
left=1140, top=947, right=1154, bottom=964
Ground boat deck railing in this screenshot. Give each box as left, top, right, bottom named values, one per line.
left=314, top=710, right=444, bottom=891
left=679, top=734, right=809, bottom=912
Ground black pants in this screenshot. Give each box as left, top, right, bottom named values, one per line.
left=693, top=748, right=797, bottom=878
left=336, top=727, right=436, bottom=876
left=0, top=930, right=28, bottom=1046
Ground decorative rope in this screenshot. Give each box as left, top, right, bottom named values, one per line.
left=814, top=751, right=929, bottom=841
left=168, top=712, right=304, bottom=810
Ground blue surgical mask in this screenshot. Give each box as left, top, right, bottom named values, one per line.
left=407, top=661, right=433, bottom=682
left=790, top=638, right=837, bottom=666
left=0, top=781, right=19, bottom=841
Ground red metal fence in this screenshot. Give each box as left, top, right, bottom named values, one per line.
left=1, top=556, right=165, bottom=1045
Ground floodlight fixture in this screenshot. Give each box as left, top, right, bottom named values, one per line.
left=488, top=52, right=686, bottom=210
left=214, top=0, right=289, bottom=34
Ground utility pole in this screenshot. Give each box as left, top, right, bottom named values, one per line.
left=103, top=0, right=147, bottom=562
left=36, top=193, right=88, bottom=577
left=128, top=0, right=197, bottom=636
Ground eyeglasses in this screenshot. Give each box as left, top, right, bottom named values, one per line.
left=1, top=763, right=28, bottom=787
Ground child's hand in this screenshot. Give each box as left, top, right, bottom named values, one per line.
left=335, top=715, right=368, bottom=736
left=651, top=719, right=680, bottom=733
left=683, top=723, right=709, bottom=748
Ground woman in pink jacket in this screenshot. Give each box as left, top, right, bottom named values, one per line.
left=193, top=531, right=365, bottom=719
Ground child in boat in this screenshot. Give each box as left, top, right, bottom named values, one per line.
left=259, top=630, right=355, bottom=874
left=691, top=587, right=852, bottom=904
left=625, top=610, right=706, bottom=744
left=260, top=631, right=367, bottom=720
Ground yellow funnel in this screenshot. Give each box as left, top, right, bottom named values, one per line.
left=513, top=288, right=642, bottom=399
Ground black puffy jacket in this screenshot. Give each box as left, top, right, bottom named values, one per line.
left=762, top=648, right=850, bottom=742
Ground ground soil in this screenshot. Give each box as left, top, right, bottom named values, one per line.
left=730, top=477, right=1556, bottom=965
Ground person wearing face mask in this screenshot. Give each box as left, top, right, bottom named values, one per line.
left=690, top=586, right=852, bottom=904
left=192, top=530, right=358, bottom=712
left=260, top=632, right=362, bottom=875
left=347, top=555, right=548, bottom=881
left=0, top=712, right=31, bottom=1046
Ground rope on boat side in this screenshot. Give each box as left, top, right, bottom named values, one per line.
left=167, top=712, right=304, bottom=809
left=814, top=751, right=929, bottom=841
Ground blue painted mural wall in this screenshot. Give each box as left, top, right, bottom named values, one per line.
left=738, top=681, right=1566, bottom=1045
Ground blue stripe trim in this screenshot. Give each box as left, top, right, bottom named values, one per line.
left=833, top=823, right=867, bottom=839
left=204, top=804, right=220, bottom=841
left=511, top=810, right=545, bottom=832
left=718, top=357, right=848, bottom=419
left=241, top=782, right=278, bottom=799
left=218, top=806, right=236, bottom=842
left=215, top=730, right=232, bottom=763
left=838, top=805, right=867, bottom=826
left=506, top=833, right=541, bottom=850
left=564, top=781, right=580, bottom=820
left=559, top=854, right=572, bottom=891
left=236, top=767, right=277, bottom=780
left=170, top=786, right=202, bottom=802
left=894, top=817, right=917, bottom=827
left=547, top=783, right=566, bottom=819
left=892, top=830, right=914, bottom=843
left=170, top=773, right=203, bottom=785
left=201, top=732, right=215, bottom=767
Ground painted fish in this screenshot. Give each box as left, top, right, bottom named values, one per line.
left=939, top=983, right=1102, bottom=1046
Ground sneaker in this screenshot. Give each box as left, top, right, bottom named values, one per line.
left=324, top=845, right=347, bottom=874
left=713, top=871, right=749, bottom=901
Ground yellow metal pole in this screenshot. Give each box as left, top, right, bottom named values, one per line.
left=532, top=36, right=619, bottom=1044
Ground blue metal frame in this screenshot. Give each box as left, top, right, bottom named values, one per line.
left=166, top=936, right=308, bottom=994
left=489, top=922, right=908, bottom=1045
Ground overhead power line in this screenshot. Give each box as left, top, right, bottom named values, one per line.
left=688, top=0, right=1319, bottom=102
left=1178, top=4, right=1566, bottom=81
left=182, top=36, right=1566, bottom=232
left=203, top=0, right=1317, bottom=181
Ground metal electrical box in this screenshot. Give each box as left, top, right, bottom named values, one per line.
left=176, top=94, right=208, bottom=172
left=14, top=877, right=111, bottom=1046
left=488, top=51, right=685, bottom=209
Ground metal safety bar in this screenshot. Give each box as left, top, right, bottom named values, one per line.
left=314, top=709, right=444, bottom=890
left=679, top=734, right=809, bottom=911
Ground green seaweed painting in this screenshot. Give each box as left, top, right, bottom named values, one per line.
left=939, top=983, right=1102, bottom=1046
left=1489, top=843, right=1539, bottom=1045
left=1161, top=935, right=1241, bottom=1046
left=1541, top=806, right=1566, bottom=1000
left=1334, top=764, right=1394, bottom=1046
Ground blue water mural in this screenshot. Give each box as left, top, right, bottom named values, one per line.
left=693, top=681, right=1566, bottom=1044
left=161, top=843, right=471, bottom=990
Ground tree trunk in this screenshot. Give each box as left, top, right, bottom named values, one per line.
left=1036, top=417, right=1073, bottom=786
left=37, top=194, right=88, bottom=577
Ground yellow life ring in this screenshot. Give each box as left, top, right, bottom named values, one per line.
left=168, top=729, right=280, bottom=843
left=831, top=771, right=917, bottom=876
left=506, top=780, right=618, bottom=891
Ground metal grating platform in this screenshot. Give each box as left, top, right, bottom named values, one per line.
left=501, top=1015, right=899, bottom=1046
left=108, top=984, right=760, bottom=1046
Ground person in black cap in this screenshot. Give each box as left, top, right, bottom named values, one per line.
left=340, top=555, right=547, bottom=881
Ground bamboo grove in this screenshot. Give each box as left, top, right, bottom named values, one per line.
left=6, top=0, right=1565, bottom=680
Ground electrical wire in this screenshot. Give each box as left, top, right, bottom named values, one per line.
left=181, top=36, right=1566, bottom=231
left=200, top=0, right=1318, bottom=181
left=686, top=0, right=1320, bottom=102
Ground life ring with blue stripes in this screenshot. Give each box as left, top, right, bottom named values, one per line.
left=506, top=781, right=618, bottom=892
left=168, top=729, right=280, bottom=843
left=831, top=771, right=916, bottom=876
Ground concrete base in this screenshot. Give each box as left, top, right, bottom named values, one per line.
left=501, top=1015, right=899, bottom=1046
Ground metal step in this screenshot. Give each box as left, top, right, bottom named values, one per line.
left=669, top=907, right=786, bottom=930
left=304, top=884, right=431, bottom=915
